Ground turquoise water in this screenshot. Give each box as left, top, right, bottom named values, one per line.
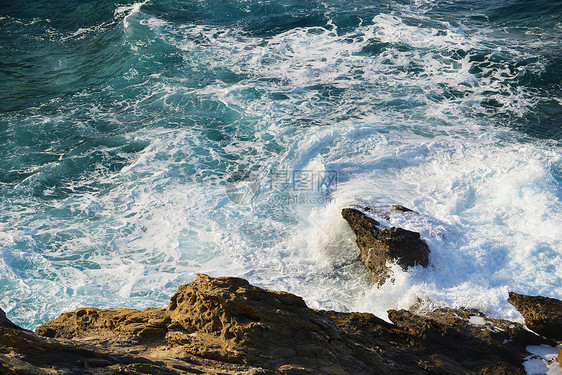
left=1, top=0, right=561, bottom=329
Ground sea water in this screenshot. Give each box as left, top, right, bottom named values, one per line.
left=0, top=0, right=561, bottom=334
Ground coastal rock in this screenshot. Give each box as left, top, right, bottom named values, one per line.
left=0, top=308, right=22, bottom=331
left=508, top=292, right=562, bottom=341
left=328, top=304, right=548, bottom=375
left=1, top=275, right=556, bottom=374
left=342, top=207, right=430, bottom=285
left=389, top=307, right=548, bottom=373
left=0, top=307, right=204, bottom=375
left=36, top=274, right=392, bottom=374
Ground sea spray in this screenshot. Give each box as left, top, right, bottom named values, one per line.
left=0, top=0, right=560, bottom=330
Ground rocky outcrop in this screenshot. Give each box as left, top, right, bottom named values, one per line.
left=163, top=275, right=393, bottom=373
left=342, top=206, right=430, bottom=285
left=0, top=308, right=22, bottom=331
left=327, top=306, right=548, bottom=375
left=508, top=292, right=562, bottom=342
left=34, top=274, right=392, bottom=374
left=0, top=307, right=211, bottom=375
left=1, top=275, right=558, bottom=374
left=388, top=308, right=551, bottom=373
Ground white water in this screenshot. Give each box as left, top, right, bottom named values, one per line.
left=0, top=2, right=561, bottom=335
left=524, top=345, right=562, bottom=375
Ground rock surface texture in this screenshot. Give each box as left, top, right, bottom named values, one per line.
left=1, top=274, right=559, bottom=374
left=341, top=206, right=430, bottom=285
left=508, top=292, right=562, bottom=342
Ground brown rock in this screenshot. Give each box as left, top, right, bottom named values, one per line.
left=508, top=292, right=562, bottom=341
left=391, top=205, right=413, bottom=213
left=36, top=306, right=170, bottom=339
left=557, top=348, right=562, bottom=368
left=36, top=274, right=392, bottom=374
left=342, top=207, right=430, bottom=285
left=0, top=307, right=22, bottom=331
left=0, top=307, right=207, bottom=375
left=1, top=275, right=557, bottom=374
left=162, top=274, right=393, bottom=372
left=325, top=305, right=545, bottom=375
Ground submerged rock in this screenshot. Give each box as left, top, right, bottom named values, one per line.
left=2, top=275, right=558, bottom=374
left=341, top=206, right=430, bottom=285
left=508, top=292, right=562, bottom=342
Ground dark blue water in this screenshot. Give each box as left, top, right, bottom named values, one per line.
left=1, top=0, right=561, bottom=330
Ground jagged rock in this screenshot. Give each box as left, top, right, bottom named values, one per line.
left=162, top=274, right=394, bottom=373
left=508, top=292, right=562, bottom=341
left=558, top=349, right=562, bottom=367
left=390, top=307, right=549, bottom=374
left=36, top=274, right=392, bottom=374
left=327, top=305, right=546, bottom=375
left=36, top=307, right=170, bottom=339
left=0, top=307, right=213, bottom=375
left=1, top=275, right=557, bottom=374
left=0, top=308, right=22, bottom=331
left=342, top=207, right=430, bottom=285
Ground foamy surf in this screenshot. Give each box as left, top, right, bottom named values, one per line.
left=0, top=0, right=560, bottom=345
left=115, top=0, right=150, bottom=29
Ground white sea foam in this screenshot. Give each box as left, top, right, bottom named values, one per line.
left=1, top=4, right=561, bottom=330
left=116, top=0, right=150, bottom=29
left=524, top=345, right=562, bottom=375
left=135, top=9, right=540, bottom=122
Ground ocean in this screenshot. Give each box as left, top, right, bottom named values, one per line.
left=0, top=0, right=561, bottom=330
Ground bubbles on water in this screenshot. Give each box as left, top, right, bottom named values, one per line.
left=0, top=0, right=561, bottom=329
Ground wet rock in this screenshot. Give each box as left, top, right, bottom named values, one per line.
left=390, top=307, right=547, bottom=373
left=342, top=207, right=430, bottom=285
left=508, top=292, right=562, bottom=341
left=391, top=205, right=413, bottom=213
